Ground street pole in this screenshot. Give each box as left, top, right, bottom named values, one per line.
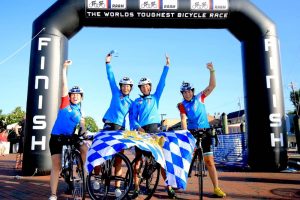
left=160, top=114, right=167, bottom=131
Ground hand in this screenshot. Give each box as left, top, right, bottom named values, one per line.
left=206, top=62, right=214, bottom=71
left=80, top=117, right=85, bottom=127
left=64, top=60, right=72, bottom=65
left=138, top=127, right=145, bottom=133
left=63, top=59, right=72, bottom=67
left=106, top=54, right=112, bottom=63
left=165, top=53, right=170, bottom=66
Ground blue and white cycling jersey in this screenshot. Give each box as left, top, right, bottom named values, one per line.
left=51, top=96, right=82, bottom=136
left=102, top=63, right=133, bottom=128
left=178, top=92, right=210, bottom=129
left=131, top=65, right=169, bottom=130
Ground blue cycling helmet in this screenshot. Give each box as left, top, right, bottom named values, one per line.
left=68, top=86, right=84, bottom=97
left=180, top=81, right=194, bottom=92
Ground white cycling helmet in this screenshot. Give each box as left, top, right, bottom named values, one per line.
left=68, top=86, right=84, bottom=96
left=180, top=81, right=194, bottom=92
left=138, top=77, right=152, bottom=87
left=119, top=77, right=133, bottom=90
left=119, top=77, right=134, bottom=86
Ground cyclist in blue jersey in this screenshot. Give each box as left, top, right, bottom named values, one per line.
left=131, top=54, right=169, bottom=133
left=131, top=55, right=177, bottom=199
left=102, top=52, right=134, bottom=130
left=48, top=60, right=88, bottom=200
left=100, top=52, right=134, bottom=198
left=177, top=62, right=226, bottom=198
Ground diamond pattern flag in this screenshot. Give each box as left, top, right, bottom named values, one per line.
left=85, top=130, right=196, bottom=190
left=157, top=130, right=196, bottom=190
left=85, top=130, right=166, bottom=173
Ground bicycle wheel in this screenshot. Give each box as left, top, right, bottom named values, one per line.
left=87, top=152, right=133, bottom=200
left=130, top=155, right=160, bottom=200
left=195, top=149, right=204, bottom=200
left=70, top=150, right=85, bottom=199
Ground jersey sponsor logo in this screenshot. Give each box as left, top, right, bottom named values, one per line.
left=138, top=99, right=143, bottom=104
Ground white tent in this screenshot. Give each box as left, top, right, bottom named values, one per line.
left=6, top=123, right=19, bottom=130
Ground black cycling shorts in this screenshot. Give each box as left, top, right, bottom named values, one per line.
left=103, top=123, right=125, bottom=131
left=49, top=134, right=78, bottom=156
left=142, top=123, right=159, bottom=133
left=189, top=129, right=213, bottom=155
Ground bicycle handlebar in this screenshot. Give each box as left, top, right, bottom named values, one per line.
left=190, top=128, right=219, bottom=147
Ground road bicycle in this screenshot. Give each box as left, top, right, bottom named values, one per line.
left=86, top=152, right=133, bottom=200
left=129, top=149, right=161, bottom=200
left=188, top=129, right=213, bottom=200
left=60, top=134, right=86, bottom=199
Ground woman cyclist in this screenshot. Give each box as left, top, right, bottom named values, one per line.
left=102, top=52, right=134, bottom=131
left=100, top=52, right=134, bottom=197
left=48, top=60, right=88, bottom=200
left=177, top=62, right=226, bottom=198
left=130, top=54, right=176, bottom=199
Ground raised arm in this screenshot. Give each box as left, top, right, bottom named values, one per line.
left=62, top=60, right=72, bottom=97
left=202, top=62, right=216, bottom=97
left=105, top=54, right=119, bottom=92
left=154, top=54, right=170, bottom=98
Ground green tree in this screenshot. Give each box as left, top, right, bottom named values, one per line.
left=0, top=109, right=7, bottom=129
left=5, top=107, right=25, bottom=125
left=85, top=116, right=99, bottom=132
left=290, top=89, right=300, bottom=116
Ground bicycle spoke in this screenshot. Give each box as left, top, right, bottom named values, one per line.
left=87, top=152, right=133, bottom=200
left=129, top=155, right=160, bottom=200
left=71, top=151, right=85, bottom=199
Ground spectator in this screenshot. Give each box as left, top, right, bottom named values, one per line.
left=15, top=116, right=25, bottom=169
left=0, top=128, right=8, bottom=156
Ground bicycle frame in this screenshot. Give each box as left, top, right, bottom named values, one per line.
left=60, top=135, right=85, bottom=200
left=188, top=130, right=211, bottom=200
left=131, top=150, right=160, bottom=200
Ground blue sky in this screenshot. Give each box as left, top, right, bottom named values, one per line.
left=0, top=0, right=299, bottom=128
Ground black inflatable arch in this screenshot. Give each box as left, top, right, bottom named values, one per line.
left=23, top=0, right=287, bottom=175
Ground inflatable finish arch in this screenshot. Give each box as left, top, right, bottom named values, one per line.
left=23, top=0, right=287, bottom=175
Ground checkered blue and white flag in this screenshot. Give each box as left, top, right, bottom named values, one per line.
left=85, top=130, right=195, bottom=190
left=85, top=130, right=166, bottom=173
left=157, top=130, right=196, bottom=190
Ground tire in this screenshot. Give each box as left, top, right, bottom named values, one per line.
left=71, top=150, right=85, bottom=199
left=87, top=152, right=133, bottom=200
left=196, top=149, right=203, bottom=200
left=130, top=155, right=160, bottom=200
